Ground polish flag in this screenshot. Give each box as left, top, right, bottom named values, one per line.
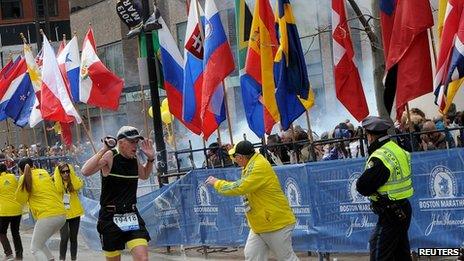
left=40, top=35, right=81, bottom=124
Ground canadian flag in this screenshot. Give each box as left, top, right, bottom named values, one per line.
left=80, top=27, right=124, bottom=110
left=40, top=34, right=82, bottom=124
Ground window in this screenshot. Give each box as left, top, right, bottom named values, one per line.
left=176, top=22, right=187, bottom=51
left=36, top=0, right=58, bottom=17
left=1, top=0, right=22, bottom=19
left=97, top=42, right=124, bottom=79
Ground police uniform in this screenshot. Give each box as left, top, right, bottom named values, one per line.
left=97, top=149, right=150, bottom=256
left=356, top=116, right=413, bottom=261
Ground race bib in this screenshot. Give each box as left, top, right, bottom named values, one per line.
left=63, top=194, right=71, bottom=210
left=113, top=213, right=139, bottom=232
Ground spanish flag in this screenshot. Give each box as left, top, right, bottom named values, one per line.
left=241, top=0, right=279, bottom=137
left=274, top=0, right=314, bottom=131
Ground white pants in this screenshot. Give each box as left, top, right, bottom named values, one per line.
left=31, top=215, right=66, bottom=261
left=244, top=224, right=299, bottom=261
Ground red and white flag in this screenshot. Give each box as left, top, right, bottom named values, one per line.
left=332, top=0, right=369, bottom=121
left=80, top=27, right=124, bottom=110
left=40, top=34, right=81, bottom=124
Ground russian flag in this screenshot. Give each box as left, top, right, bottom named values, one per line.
left=40, top=34, right=82, bottom=124
left=57, top=36, right=80, bottom=103
left=158, top=15, right=201, bottom=134
left=202, top=0, right=234, bottom=140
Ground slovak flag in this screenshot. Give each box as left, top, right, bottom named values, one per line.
left=40, top=35, right=82, bottom=124
left=80, top=27, right=124, bottom=110
left=202, top=0, right=234, bottom=139
left=57, top=36, right=80, bottom=103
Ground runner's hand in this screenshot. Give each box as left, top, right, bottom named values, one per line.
left=140, top=139, right=155, bottom=160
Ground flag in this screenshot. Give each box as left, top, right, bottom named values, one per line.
left=40, top=35, right=82, bottom=124
left=202, top=0, right=234, bottom=139
left=80, top=27, right=124, bottom=110
left=157, top=13, right=202, bottom=134
left=235, top=0, right=252, bottom=74
left=182, top=0, right=204, bottom=124
left=0, top=58, right=35, bottom=127
left=0, top=57, right=25, bottom=121
left=435, top=0, right=464, bottom=114
left=241, top=0, right=279, bottom=137
left=380, top=0, right=434, bottom=120
left=182, top=0, right=219, bottom=139
left=332, top=0, right=369, bottom=122
left=24, top=43, right=43, bottom=127
left=4, top=68, right=35, bottom=127
left=275, top=0, right=315, bottom=130
left=438, top=0, right=448, bottom=39
left=57, top=36, right=80, bottom=103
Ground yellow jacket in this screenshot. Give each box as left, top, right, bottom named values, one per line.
left=54, top=165, right=84, bottom=219
left=16, top=168, right=66, bottom=220
left=0, top=172, right=22, bottom=216
left=214, top=153, right=296, bottom=233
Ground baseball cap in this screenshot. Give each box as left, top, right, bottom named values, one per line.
left=228, top=140, right=255, bottom=156
left=117, top=126, right=144, bottom=140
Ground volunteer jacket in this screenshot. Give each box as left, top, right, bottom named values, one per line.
left=0, top=172, right=22, bottom=216
left=16, top=168, right=65, bottom=220
left=54, top=165, right=85, bottom=219
left=214, top=153, right=296, bottom=233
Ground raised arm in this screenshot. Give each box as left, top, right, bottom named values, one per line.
left=138, top=139, right=155, bottom=180
left=81, top=146, right=113, bottom=177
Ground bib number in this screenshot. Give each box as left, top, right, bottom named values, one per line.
left=63, top=194, right=71, bottom=210
left=113, top=213, right=139, bottom=231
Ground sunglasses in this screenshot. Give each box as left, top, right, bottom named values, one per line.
left=60, top=169, right=70, bottom=174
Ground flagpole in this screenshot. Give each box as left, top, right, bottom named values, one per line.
left=222, top=80, right=234, bottom=145
left=140, top=85, right=149, bottom=136
left=5, top=119, right=11, bottom=146
left=99, top=108, right=105, bottom=134
left=216, top=128, right=222, bottom=144
left=32, top=126, right=37, bottom=144
left=86, top=105, right=92, bottom=137
left=304, top=111, right=314, bottom=142
left=42, top=122, right=49, bottom=147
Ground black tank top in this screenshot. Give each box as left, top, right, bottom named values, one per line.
left=100, top=149, right=139, bottom=207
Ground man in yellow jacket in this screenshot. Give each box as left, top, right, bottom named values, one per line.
left=206, top=140, right=298, bottom=261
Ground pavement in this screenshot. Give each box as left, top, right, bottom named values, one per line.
left=0, top=228, right=458, bottom=260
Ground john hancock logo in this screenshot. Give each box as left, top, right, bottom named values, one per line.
left=285, top=178, right=311, bottom=234
left=418, top=165, right=464, bottom=236
left=340, top=172, right=375, bottom=238
left=194, top=183, right=218, bottom=231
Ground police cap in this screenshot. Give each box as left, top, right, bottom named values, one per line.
left=361, top=116, right=393, bottom=134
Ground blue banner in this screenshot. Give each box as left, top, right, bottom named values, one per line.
left=80, top=148, right=464, bottom=252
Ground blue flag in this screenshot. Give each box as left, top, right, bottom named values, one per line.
left=274, top=0, right=314, bottom=131
left=5, top=73, right=35, bottom=127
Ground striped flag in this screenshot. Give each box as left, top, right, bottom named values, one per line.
left=274, top=0, right=315, bottom=130
left=241, top=0, right=279, bottom=137
left=434, top=0, right=464, bottom=114
left=332, top=0, right=369, bottom=121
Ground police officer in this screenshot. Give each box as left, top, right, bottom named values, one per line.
left=356, top=116, right=413, bottom=261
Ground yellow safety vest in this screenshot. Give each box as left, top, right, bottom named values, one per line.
left=366, top=141, right=414, bottom=201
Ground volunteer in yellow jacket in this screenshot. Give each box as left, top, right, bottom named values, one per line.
left=205, top=140, right=298, bottom=261
left=54, top=162, right=84, bottom=261
left=15, top=158, right=66, bottom=261
left=0, top=161, right=23, bottom=260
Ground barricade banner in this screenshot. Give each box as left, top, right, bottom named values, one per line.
left=79, top=148, right=464, bottom=252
